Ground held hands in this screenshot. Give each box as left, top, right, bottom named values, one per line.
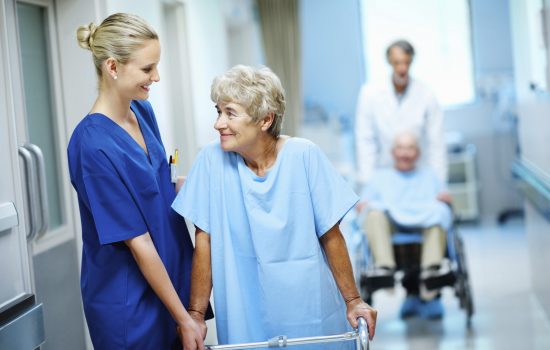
left=188, top=310, right=208, bottom=340
left=177, top=315, right=206, bottom=350
left=345, top=297, right=377, bottom=341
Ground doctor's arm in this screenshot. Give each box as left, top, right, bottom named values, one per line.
left=125, top=233, right=205, bottom=350
left=187, top=226, right=213, bottom=338
left=426, top=97, right=448, bottom=183
left=320, top=224, right=377, bottom=340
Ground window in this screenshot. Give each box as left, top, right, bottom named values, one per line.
left=360, top=0, right=475, bottom=106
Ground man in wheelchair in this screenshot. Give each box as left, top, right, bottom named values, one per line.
left=357, top=131, right=453, bottom=319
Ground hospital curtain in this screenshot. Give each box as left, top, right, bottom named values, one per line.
left=257, top=0, right=302, bottom=137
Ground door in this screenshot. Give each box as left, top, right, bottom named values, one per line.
left=1, top=0, right=86, bottom=348
left=0, top=2, right=44, bottom=348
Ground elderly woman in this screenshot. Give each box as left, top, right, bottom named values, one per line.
left=172, top=65, right=377, bottom=348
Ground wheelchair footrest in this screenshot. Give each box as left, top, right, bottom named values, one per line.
left=423, top=271, right=456, bottom=290
left=362, top=273, right=395, bottom=291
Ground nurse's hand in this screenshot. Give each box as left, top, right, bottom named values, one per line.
left=177, top=318, right=205, bottom=350
left=346, top=298, right=377, bottom=341
left=188, top=310, right=207, bottom=339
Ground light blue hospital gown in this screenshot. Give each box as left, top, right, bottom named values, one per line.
left=362, top=167, right=452, bottom=230
left=172, top=138, right=358, bottom=349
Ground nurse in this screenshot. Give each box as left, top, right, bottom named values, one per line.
left=68, top=13, right=208, bottom=349
left=172, top=65, right=377, bottom=348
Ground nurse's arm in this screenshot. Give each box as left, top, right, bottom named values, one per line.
left=125, top=232, right=205, bottom=350
left=320, top=224, right=377, bottom=340
left=188, top=226, right=213, bottom=337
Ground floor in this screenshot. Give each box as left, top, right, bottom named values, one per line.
left=367, top=218, right=550, bottom=350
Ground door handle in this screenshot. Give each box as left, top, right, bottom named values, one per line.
left=25, top=143, right=49, bottom=239
left=18, top=146, right=39, bottom=240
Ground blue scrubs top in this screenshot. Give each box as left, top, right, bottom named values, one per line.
left=172, top=138, right=358, bottom=349
left=68, top=100, right=194, bottom=349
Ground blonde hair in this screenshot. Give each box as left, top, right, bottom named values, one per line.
left=211, top=65, right=286, bottom=137
left=76, top=13, right=158, bottom=77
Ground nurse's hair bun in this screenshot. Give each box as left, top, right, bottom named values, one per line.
left=75, top=13, right=158, bottom=78
left=76, top=22, right=97, bottom=51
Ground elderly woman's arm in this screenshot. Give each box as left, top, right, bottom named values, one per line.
left=320, top=224, right=377, bottom=340
left=188, top=227, right=213, bottom=339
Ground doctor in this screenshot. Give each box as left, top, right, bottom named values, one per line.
left=68, top=13, right=209, bottom=349
left=355, top=39, right=448, bottom=185
left=172, top=65, right=377, bottom=349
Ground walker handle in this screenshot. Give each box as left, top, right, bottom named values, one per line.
left=356, top=317, right=370, bottom=350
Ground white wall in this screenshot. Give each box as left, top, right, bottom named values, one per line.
left=510, top=0, right=550, bottom=318
left=224, top=0, right=264, bottom=67
left=510, top=0, right=550, bottom=175
left=58, top=0, right=103, bottom=139
left=184, top=0, right=229, bottom=149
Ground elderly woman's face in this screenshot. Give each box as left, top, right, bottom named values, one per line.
left=214, top=101, right=263, bottom=153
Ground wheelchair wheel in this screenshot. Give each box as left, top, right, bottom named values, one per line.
left=453, top=231, right=474, bottom=327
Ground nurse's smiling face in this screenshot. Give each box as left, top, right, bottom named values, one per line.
left=116, top=39, right=161, bottom=100
left=214, top=101, right=263, bottom=153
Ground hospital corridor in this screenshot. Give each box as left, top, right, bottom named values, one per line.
left=358, top=218, right=550, bottom=349
left=1, top=0, right=550, bottom=349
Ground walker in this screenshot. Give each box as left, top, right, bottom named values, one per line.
left=206, top=317, right=370, bottom=350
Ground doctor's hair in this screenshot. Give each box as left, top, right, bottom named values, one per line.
left=76, top=13, right=158, bottom=77
left=211, top=65, right=286, bottom=138
left=386, top=40, right=415, bottom=61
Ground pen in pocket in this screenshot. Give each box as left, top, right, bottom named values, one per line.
left=170, top=150, right=178, bottom=183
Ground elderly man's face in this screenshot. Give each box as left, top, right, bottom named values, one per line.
left=392, top=134, right=419, bottom=172
left=388, top=47, right=412, bottom=89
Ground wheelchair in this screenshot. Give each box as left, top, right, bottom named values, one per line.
left=353, top=213, right=474, bottom=327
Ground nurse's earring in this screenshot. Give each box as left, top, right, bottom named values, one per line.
left=104, top=57, right=118, bottom=81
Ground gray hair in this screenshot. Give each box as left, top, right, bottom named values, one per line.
left=76, top=13, right=158, bottom=77
left=386, top=39, right=415, bottom=61
left=211, top=65, right=285, bottom=137
left=392, top=130, right=420, bottom=149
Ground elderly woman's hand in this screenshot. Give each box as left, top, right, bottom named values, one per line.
left=346, top=298, right=377, bottom=340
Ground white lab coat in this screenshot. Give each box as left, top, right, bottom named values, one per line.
left=354, top=78, right=447, bottom=184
